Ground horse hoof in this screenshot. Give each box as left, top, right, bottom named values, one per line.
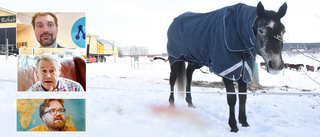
left=242, top=123, right=250, bottom=127
left=188, top=104, right=195, bottom=108
left=230, top=128, right=239, bottom=133
left=240, top=121, right=250, bottom=127
left=169, top=104, right=175, bottom=108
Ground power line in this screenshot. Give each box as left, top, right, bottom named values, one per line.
left=87, top=86, right=320, bottom=96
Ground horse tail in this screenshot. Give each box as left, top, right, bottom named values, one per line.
left=176, top=62, right=186, bottom=99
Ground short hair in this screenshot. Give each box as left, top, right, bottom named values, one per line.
left=36, top=55, right=61, bottom=70
left=31, top=12, right=58, bottom=29
left=39, top=99, right=64, bottom=119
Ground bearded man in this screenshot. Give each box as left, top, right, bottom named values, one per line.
left=29, top=99, right=76, bottom=131
left=32, top=12, right=64, bottom=48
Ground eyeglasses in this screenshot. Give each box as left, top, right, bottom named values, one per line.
left=43, top=108, right=66, bottom=115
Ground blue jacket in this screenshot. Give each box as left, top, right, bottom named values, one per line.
left=167, top=3, right=258, bottom=83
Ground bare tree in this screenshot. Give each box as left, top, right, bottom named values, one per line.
left=118, top=45, right=149, bottom=57
left=281, top=39, right=320, bottom=85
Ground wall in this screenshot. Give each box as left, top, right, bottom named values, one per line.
left=16, top=23, right=33, bottom=48
left=56, top=12, right=85, bottom=48
left=87, top=34, right=98, bottom=54
left=0, top=9, right=16, bottom=27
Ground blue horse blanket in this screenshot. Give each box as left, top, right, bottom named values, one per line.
left=167, top=3, right=258, bottom=83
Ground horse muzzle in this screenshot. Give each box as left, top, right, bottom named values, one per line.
left=266, top=59, right=284, bottom=75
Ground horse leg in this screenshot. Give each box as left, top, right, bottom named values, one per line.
left=169, top=62, right=178, bottom=107
left=223, top=78, right=238, bottom=132
left=238, top=78, right=250, bottom=127
left=186, top=64, right=197, bottom=108
left=169, top=62, right=184, bottom=108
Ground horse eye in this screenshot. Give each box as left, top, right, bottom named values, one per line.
left=259, top=29, right=263, bottom=34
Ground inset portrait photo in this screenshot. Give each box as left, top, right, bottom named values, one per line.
left=17, top=55, right=86, bottom=92
left=17, top=99, right=86, bottom=131
left=16, top=12, right=85, bottom=50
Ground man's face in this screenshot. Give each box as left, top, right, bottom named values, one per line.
left=36, top=60, right=60, bottom=91
left=34, top=15, right=58, bottom=48
left=42, top=100, right=66, bottom=131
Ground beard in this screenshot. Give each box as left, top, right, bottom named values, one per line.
left=39, top=32, right=56, bottom=47
left=45, top=115, right=66, bottom=131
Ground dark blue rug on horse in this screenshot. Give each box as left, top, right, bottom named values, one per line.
left=167, top=3, right=258, bottom=83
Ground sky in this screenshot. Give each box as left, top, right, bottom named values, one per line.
left=2, top=0, right=320, bottom=54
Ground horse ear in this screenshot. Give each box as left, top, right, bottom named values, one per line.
left=277, top=2, right=287, bottom=19
left=257, top=1, right=265, bottom=17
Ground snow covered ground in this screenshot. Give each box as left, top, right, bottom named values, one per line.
left=0, top=53, right=320, bottom=137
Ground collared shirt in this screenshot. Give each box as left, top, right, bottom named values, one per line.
left=29, top=124, right=77, bottom=131
left=39, top=43, right=58, bottom=48
left=27, top=77, right=84, bottom=92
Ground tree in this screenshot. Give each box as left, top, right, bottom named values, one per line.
left=118, top=45, right=149, bottom=57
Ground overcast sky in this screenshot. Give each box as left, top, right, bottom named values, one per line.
left=2, top=0, right=320, bottom=53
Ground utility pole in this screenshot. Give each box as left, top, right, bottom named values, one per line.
left=86, top=35, right=91, bottom=61
left=5, top=38, right=8, bottom=60
left=111, top=40, right=116, bottom=63
left=97, top=35, right=100, bottom=63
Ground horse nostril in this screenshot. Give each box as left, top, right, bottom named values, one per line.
left=268, top=61, right=273, bottom=68
left=268, top=61, right=284, bottom=70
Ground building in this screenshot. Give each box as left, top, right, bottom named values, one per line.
left=0, top=7, right=17, bottom=56
left=86, top=34, right=118, bottom=62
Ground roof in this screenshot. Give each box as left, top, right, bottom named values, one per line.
left=98, top=39, right=115, bottom=47
left=0, top=7, right=16, bottom=14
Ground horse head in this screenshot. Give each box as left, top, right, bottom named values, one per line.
left=254, top=2, right=287, bottom=74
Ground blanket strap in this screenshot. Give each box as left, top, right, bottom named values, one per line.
left=199, top=68, right=211, bottom=74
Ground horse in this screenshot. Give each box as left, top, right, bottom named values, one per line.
left=306, top=65, right=315, bottom=72
left=167, top=2, right=287, bottom=132
left=289, top=64, right=304, bottom=71
left=284, top=63, right=290, bottom=69
left=309, top=66, right=315, bottom=72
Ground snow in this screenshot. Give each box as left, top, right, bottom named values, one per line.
left=0, top=53, right=320, bottom=137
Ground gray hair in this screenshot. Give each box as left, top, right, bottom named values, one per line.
left=36, top=55, right=61, bottom=70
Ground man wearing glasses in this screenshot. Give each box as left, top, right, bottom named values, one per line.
left=29, top=99, right=76, bottom=131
